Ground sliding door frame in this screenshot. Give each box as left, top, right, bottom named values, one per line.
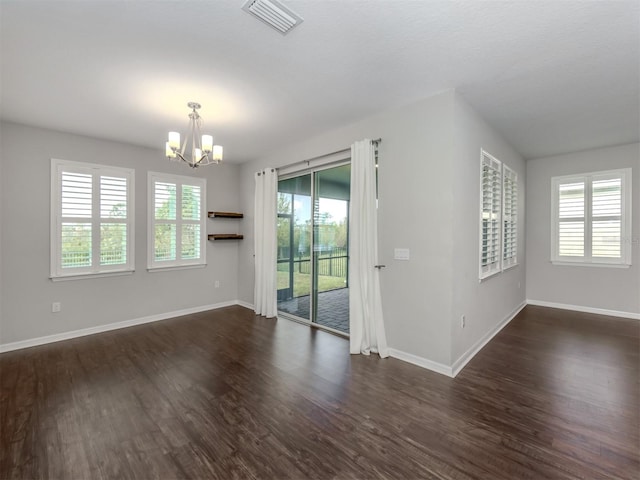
left=277, top=157, right=351, bottom=337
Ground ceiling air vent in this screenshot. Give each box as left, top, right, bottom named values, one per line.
left=242, top=0, right=303, bottom=35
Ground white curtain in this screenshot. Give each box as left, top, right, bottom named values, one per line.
left=349, top=139, right=389, bottom=358
left=254, top=168, right=278, bottom=318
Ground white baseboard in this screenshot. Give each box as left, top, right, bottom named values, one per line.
left=389, top=302, right=526, bottom=379
left=236, top=300, right=255, bottom=311
left=450, top=301, right=527, bottom=378
left=388, top=348, right=454, bottom=377
left=6, top=297, right=633, bottom=374
left=526, top=299, right=640, bottom=320
left=0, top=300, right=239, bottom=353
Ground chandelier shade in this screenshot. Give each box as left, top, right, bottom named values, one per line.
left=166, top=102, right=223, bottom=168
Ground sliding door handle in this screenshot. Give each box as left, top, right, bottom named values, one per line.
left=374, top=265, right=386, bottom=269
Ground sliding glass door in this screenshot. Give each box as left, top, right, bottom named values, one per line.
left=277, top=174, right=312, bottom=320
left=277, top=163, right=350, bottom=334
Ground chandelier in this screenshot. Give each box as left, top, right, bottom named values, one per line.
left=165, top=102, right=223, bottom=167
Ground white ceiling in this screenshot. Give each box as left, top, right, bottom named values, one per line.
left=1, top=0, right=638, bottom=162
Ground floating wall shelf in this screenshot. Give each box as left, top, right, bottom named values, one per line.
left=208, top=211, right=243, bottom=241
left=208, top=234, right=244, bottom=241
left=208, top=211, right=244, bottom=218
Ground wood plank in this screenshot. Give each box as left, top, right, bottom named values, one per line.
left=208, top=234, right=243, bottom=240
left=1, top=305, right=637, bottom=479
left=208, top=211, right=244, bottom=218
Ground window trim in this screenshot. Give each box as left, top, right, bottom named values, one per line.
left=551, top=168, right=632, bottom=267
left=147, top=171, right=207, bottom=271
left=50, top=158, right=135, bottom=279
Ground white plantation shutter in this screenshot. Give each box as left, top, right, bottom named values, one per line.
left=552, top=168, right=631, bottom=266
left=502, top=165, right=518, bottom=269
left=51, top=159, right=134, bottom=278
left=61, top=172, right=93, bottom=269
left=479, top=150, right=502, bottom=279
left=479, top=150, right=521, bottom=279
left=153, top=182, right=177, bottom=262
left=592, top=176, right=622, bottom=258
left=148, top=172, right=206, bottom=269
left=557, top=179, right=585, bottom=257
left=100, top=176, right=129, bottom=266
left=181, top=184, right=202, bottom=260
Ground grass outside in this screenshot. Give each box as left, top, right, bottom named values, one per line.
left=277, top=271, right=346, bottom=298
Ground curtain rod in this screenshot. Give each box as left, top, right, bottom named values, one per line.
left=277, top=138, right=381, bottom=171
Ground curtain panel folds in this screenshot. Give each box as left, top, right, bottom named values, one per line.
left=254, top=168, right=278, bottom=318
left=349, top=139, right=389, bottom=358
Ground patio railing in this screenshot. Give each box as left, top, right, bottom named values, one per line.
left=278, top=247, right=348, bottom=278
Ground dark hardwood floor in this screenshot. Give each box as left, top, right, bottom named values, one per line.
left=1, top=305, right=638, bottom=479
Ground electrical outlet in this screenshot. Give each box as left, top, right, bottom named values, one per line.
left=214, top=280, right=220, bottom=288
left=461, top=315, right=466, bottom=328
left=52, top=302, right=61, bottom=313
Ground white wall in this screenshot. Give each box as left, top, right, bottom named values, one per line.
left=240, top=91, right=456, bottom=365
left=526, top=143, right=640, bottom=315
left=0, top=124, right=3, bottom=335
left=0, top=122, right=242, bottom=346
left=450, top=95, right=527, bottom=365
left=238, top=90, right=525, bottom=370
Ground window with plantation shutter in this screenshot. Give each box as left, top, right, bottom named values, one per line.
left=551, top=168, right=631, bottom=266
left=479, top=150, right=502, bottom=279
left=503, top=165, right=518, bottom=269
left=479, top=150, right=520, bottom=280
left=148, top=172, right=206, bottom=270
left=51, top=159, right=134, bottom=279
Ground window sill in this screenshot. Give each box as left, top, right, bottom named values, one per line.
left=50, top=270, right=134, bottom=282
left=147, top=264, right=206, bottom=273
left=479, top=271, right=500, bottom=282
left=551, top=261, right=630, bottom=269
left=479, top=261, right=519, bottom=282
